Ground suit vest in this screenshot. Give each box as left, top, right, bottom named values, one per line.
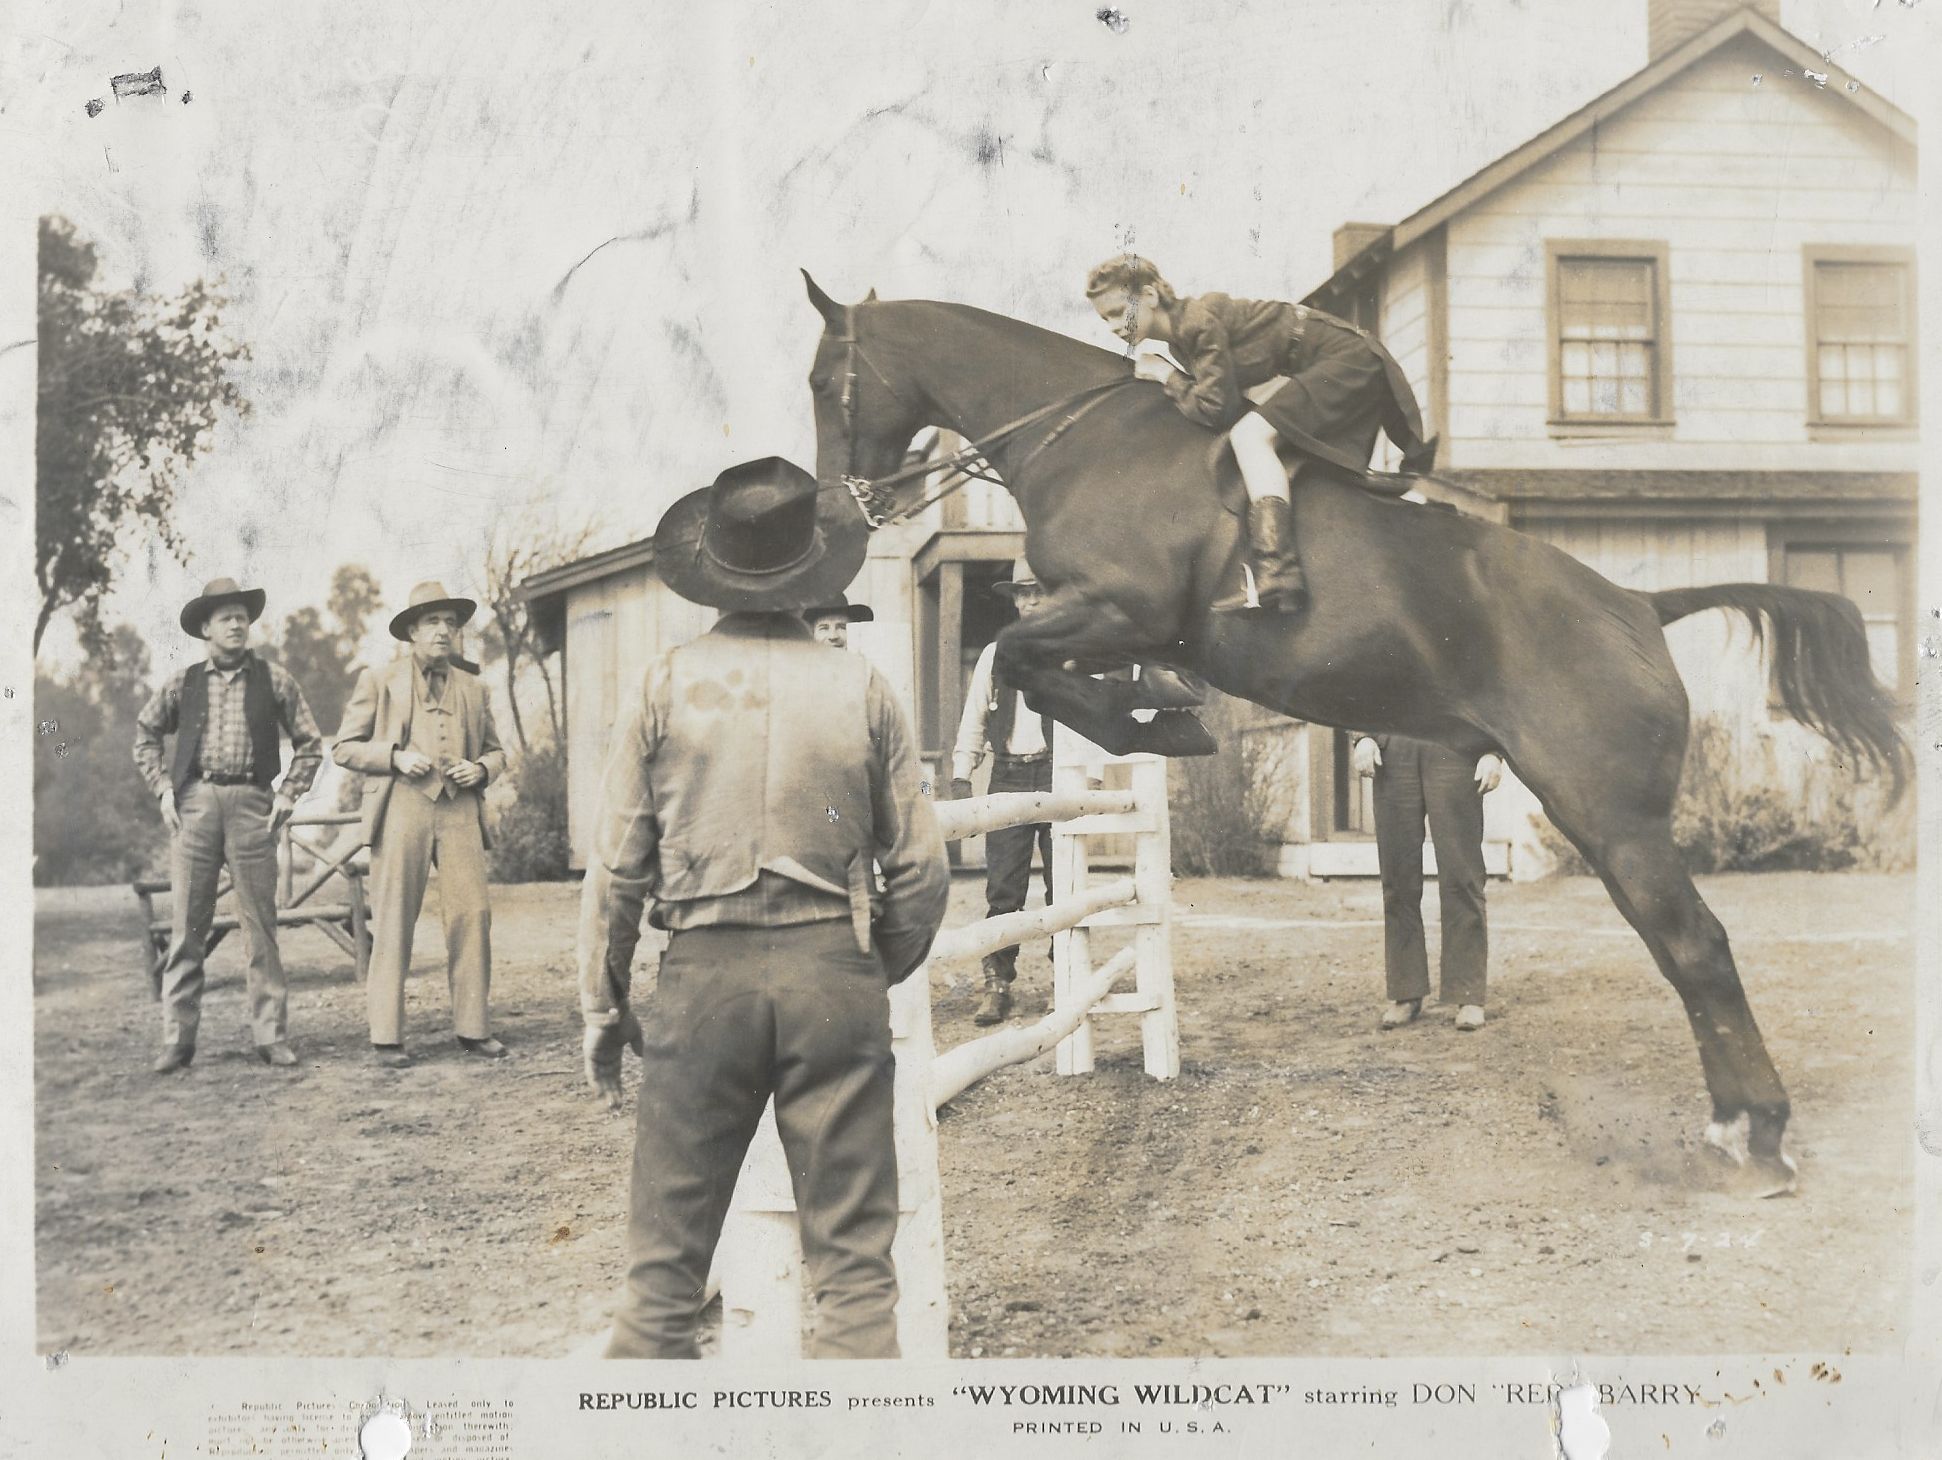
left=650, top=629, right=875, bottom=907
left=172, top=655, right=281, bottom=793
left=987, top=661, right=1053, bottom=759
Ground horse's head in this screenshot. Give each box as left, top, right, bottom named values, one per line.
left=803, top=271, right=932, bottom=526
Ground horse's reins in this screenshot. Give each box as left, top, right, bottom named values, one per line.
left=835, top=308, right=1140, bottom=529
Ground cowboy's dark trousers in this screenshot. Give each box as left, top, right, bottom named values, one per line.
left=605, top=921, right=901, bottom=1360
left=982, top=755, right=1053, bottom=980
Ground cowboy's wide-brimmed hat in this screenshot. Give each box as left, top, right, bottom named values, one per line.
left=654, top=456, right=867, bottom=612
left=800, top=593, right=875, bottom=625
left=180, top=577, right=267, bottom=638
left=991, top=557, right=1041, bottom=598
left=389, top=580, right=479, bottom=642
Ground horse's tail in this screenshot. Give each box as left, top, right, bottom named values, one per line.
left=1649, top=583, right=1910, bottom=798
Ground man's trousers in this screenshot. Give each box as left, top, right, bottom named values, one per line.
left=1372, top=737, right=1488, bottom=1007
left=982, top=755, right=1053, bottom=981
left=159, top=780, right=288, bottom=1049
left=366, top=789, right=492, bottom=1045
left=605, top=920, right=901, bottom=1360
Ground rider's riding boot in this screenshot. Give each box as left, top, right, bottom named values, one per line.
left=1401, top=434, right=1441, bottom=477
left=1246, top=497, right=1306, bottom=612
left=973, top=954, right=1015, bottom=1026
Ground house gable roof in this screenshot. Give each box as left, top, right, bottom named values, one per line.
left=1307, top=7, right=1914, bottom=304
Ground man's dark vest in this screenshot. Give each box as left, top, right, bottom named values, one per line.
left=987, top=663, right=1053, bottom=759
left=171, top=654, right=282, bottom=792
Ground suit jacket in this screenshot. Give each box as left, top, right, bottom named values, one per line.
left=334, top=656, right=508, bottom=849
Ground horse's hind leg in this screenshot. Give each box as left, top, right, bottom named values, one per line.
left=1522, top=750, right=1796, bottom=1197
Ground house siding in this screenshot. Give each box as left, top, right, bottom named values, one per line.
left=1441, top=38, right=1915, bottom=470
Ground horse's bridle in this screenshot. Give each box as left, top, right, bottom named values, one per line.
left=830, top=305, right=1139, bottom=530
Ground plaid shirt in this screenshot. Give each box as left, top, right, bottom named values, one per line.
left=133, top=654, right=325, bottom=800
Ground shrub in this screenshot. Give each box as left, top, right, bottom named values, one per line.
left=1534, top=715, right=1908, bottom=876
left=489, top=743, right=573, bottom=882
left=1169, top=691, right=1291, bottom=878
left=34, top=670, right=168, bottom=886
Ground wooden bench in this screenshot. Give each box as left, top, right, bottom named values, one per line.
left=132, top=810, right=372, bottom=998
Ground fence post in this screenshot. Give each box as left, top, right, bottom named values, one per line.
left=1051, top=728, right=1178, bottom=1080
left=887, top=968, right=950, bottom=1357
left=1131, top=754, right=1179, bottom=1080
left=715, top=1109, right=804, bottom=1358
left=717, top=932, right=951, bottom=1360
left=1051, top=731, right=1097, bottom=1076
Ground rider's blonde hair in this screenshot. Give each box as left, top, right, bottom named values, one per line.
left=1084, top=254, right=1180, bottom=310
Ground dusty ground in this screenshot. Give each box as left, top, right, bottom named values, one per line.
left=34, top=870, right=1915, bottom=1358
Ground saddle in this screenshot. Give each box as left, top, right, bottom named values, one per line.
left=1205, top=437, right=1431, bottom=519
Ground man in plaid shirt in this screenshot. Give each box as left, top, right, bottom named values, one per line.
left=133, top=578, right=325, bottom=1073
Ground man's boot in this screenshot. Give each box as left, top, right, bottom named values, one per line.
left=1246, top=497, right=1306, bottom=612
left=973, top=955, right=1014, bottom=1026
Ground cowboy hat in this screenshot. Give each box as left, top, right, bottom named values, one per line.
left=654, top=456, right=867, bottom=612
left=180, top=577, right=267, bottom=638
left=991, top=557, right=1041, bottom=598
left=800, top=593, right=875, bottom=625
left=389, top=580, right=479, bottom=641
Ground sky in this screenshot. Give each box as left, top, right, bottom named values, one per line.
left=4, top=0, right=1923, bottom=677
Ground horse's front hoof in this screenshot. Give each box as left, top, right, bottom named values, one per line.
left=1131, top=709, right=1217, bottom=757
left=1129, top=666, right=1209, bottom=709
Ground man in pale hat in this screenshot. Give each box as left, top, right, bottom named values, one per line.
left=801, top=591, right=874, bottom=652
left=133, top=578, right=326, bottom=1073
left=334, top=581, right=508, bottom=1067
left=580, top=456, right=949, bottom=1359
left=949, top=558, right=1107, bottom=1025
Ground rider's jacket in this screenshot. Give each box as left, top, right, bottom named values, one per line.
left=1160, top=292, right=1435, bottom=476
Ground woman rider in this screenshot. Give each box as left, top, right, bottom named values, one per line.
left=1085, top=255, right=1437, bottom=612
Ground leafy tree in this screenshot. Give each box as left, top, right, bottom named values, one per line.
left=474, top=508, right=593, bottom=754
left=36, top=215, right=251, bottom=656
left=266, top=564, right=384, bottom=734
left=34, top=625, right=167, bottom=885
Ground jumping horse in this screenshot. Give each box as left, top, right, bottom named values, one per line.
left=800, top=275, right=1908, bottom=1198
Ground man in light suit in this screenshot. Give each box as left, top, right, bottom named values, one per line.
left=335, top=581, right=509, bottom=1067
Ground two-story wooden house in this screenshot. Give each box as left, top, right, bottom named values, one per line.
left=1284, top=0, right=1916, bottom=875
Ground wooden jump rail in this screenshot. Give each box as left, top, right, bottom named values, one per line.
left=131, top=809, right=373, bottom=995
left=715, top=732, right=1176, bottom=1359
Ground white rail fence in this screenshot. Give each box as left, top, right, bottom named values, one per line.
left=715, top=730, right=1177, bottom=1358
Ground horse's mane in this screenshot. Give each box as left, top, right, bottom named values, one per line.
left=860, top=297, right=1133, bottom=388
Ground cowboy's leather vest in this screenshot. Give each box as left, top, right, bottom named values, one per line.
left=651, top=626, right=875, bottom=910
left=172, top=654, right=281, bottom=793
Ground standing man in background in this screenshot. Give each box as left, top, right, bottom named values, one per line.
left=335, top=581, right=508, bottom=1067
left=134, top=577, right=325, bottom=1073
left=951, top=559, right=1103, bottom=1027
left=1353, top=733, right=1503, bottom=1031
left=580, top=457, right=949, bottom=1360
left=802, top=592, right=874, bottom=651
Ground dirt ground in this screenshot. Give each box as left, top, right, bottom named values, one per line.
left=34, top=869, right=1915, bottom=1358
